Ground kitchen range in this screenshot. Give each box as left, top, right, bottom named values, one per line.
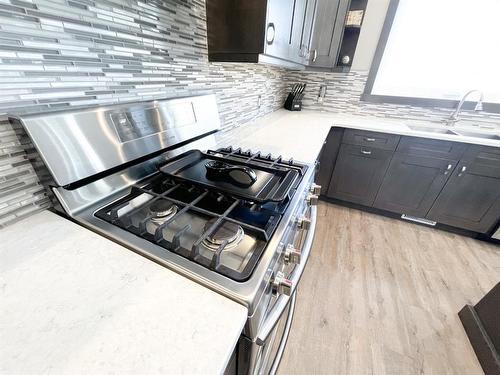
left=2, top=0, right=500, bottom=374
left=10, top=94, right=320, bottom=375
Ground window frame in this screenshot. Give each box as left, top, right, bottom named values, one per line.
left=361, top=0, right=500, bottom=114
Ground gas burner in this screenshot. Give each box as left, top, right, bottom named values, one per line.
left=149, top=200, right=178, bottom=223
left=203, top=218, right=245, bottom=250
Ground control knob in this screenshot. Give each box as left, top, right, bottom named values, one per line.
left=310, top=183, right=322, bottom=195
left=272, top=271, right=293, bottom=296
left=283, top=244, right=302, bottom=265
left=306, top=193, right=319, bottom=206
left=297, top=216, right=311, bottom=230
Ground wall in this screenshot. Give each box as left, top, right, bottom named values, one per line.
left=284, top=70, right=500, bottom=126
left=0, top=0, right=288, bottom=228
left=351, top=0, right=390, bottom=71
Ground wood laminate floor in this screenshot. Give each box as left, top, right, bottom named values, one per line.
left=279, top=202, right=500, bottom=375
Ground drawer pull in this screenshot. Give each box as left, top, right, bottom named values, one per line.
left=361, top=149, right=372, bottom=155
left=458, top=165, right=467, bottom=177
left=364, top=137, right=376, bottom=142
left=444, top=164, right=453, bottom=175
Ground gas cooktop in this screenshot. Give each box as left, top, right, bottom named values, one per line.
left=95, top=146, right=308, bottom=281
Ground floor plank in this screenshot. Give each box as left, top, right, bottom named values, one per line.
left=279, top=202, right=500, bottom=375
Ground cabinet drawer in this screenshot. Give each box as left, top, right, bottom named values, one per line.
left=461, top=145, right=500, bottom=179
left=342, top=129, right=400, bottom=151
left=397, top=136, right=467, bottom=160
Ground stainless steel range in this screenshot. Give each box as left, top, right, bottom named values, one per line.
left=10, top=94, right=319, bottom=375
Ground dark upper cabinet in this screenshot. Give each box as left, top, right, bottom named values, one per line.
left=307, top=0, right=349, bottom=69
left=205, top=0, right=361, bottom=70
left=297, top=0, right=318, bottom=64
left=427, top=145, right=500, bottom=234
left=287, top=0, right=318, bottom=65
left=373, top=153, right=457, bottom=218
left=264, top=0, right=295, bottom=62
left=206, top=0, right=311, bottom=69
left=328, top=143, right=392, bottom=206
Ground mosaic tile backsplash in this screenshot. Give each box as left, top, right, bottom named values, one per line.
left=285, top=70, right=500, bottom=127
left=0, top=0, right=288, bottom=228
left=1, top=1, right=499, bottom=228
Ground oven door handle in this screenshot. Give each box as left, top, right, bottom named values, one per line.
left=256, top=205, right=317, bottom=346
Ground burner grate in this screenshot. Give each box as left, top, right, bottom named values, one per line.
left=95, top=174, right=281, bottom=281
left=208, top=146, right=305, bottom=172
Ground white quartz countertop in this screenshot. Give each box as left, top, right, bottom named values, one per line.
left=0, top=211, right=247, bottom=375
left=215, top=109, right=499, bottom=164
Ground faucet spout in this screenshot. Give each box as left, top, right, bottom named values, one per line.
left=446, top=89, right=484, bottom=126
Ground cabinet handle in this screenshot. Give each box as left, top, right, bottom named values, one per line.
left=458, top=166, right=467, bottom=177
left=299, top=44, right=310, bottom=58
left=360, top=149, right=372, bottom=155
left=266, top=23, right=275, bottom=45
left=364, top=137, right=376, bottom=142
left=312, top=49, right=317, bottom=62
left=444, top=164, right=453, bottom=175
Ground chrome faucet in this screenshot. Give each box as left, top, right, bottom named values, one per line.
left=445, top=90, right=484, bottom=126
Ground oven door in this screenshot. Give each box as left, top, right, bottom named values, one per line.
left=253, top=203, right=317, bottom=374
left=258, top=291, right=297, bottom=375
left=234, top=291, right=297, bottom=375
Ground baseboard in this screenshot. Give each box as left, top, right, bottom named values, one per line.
left=319, top=196, right=500, bottom=245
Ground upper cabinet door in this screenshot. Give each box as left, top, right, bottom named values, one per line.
left=427, top=145, right=500, bottom=233
left=308, top=0, right=349, bottom=68
left=287, top=0, right=317, bottom=64
left=264, top=0, right=295, bottom=60
left=298, top=0, right=318, bottom=64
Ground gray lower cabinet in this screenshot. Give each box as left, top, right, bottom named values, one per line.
left=373, top=153, right=457, bottom=218
left=427, top=145, right=500, bottom=233
left=328, top=143, right=392, bottom=206
left=323, top=128, right=500, bottom=235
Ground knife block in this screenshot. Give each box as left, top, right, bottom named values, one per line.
left=284, top=86, right=305, bottom=111
left=284, top=95, right=302, bottom=111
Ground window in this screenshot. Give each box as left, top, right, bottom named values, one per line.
left=363, top=0, right=500, bottom=112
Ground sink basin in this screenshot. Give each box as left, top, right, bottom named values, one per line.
left=455, top=131, right=500, bottom=140
left=407, top=125, right=458, bottom=135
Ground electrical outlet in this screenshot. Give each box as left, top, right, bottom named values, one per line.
left=318, top=85, right=327, bottom=103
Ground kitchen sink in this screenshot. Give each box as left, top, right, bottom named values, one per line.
left=406, top=125, right=458, bottom=135
left=454, top=131, right=500, bottom=140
